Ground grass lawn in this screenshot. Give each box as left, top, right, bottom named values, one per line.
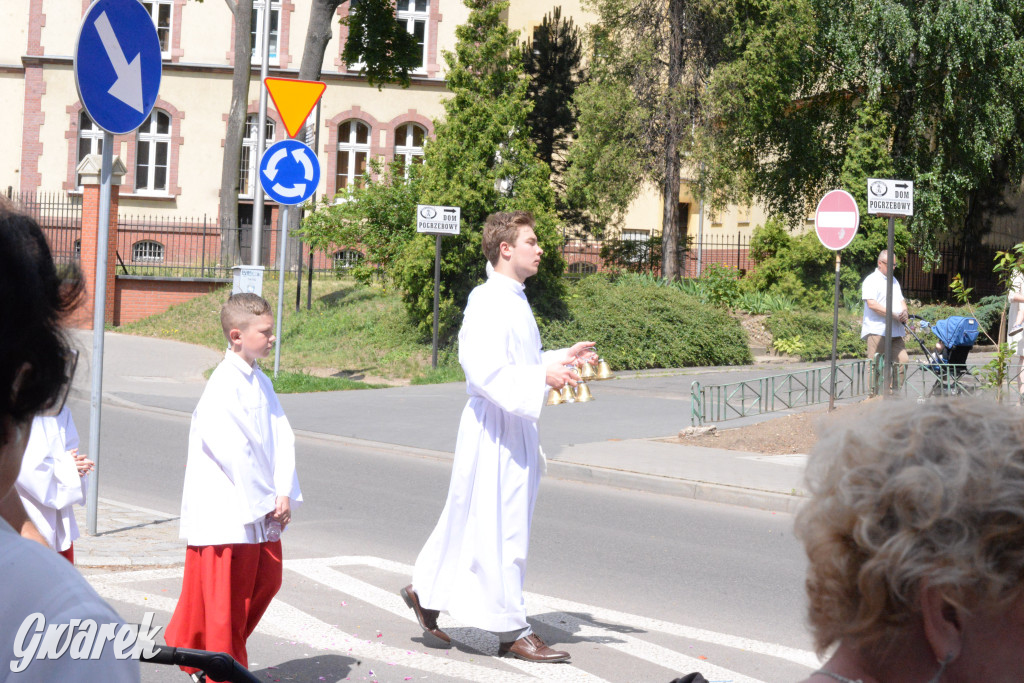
left=118, top=273, right=465, bottom=391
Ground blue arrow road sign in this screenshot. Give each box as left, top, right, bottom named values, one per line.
left=259, top=140, right=321, bottom=205
left=75, top=0, right=162, bottom=134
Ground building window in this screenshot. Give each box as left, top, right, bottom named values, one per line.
left=135, top=110, right=171, bottom=194
left=251, top=0, right=281, bottom=66
left=396, top=0, right=429, bottom=71
left=240, top=115, right=276, bottom=198
left=568, top=261, right=598, bottom=275
left=334, top=249, right=363, bottom=270
left=142, top=1, right=172, bottom=57
left=336, top=120, right=370, bottom=192
left=132, top=240, right=165, bottom=262
left=76, top=112, right=105, bottom=188
left=393, top=123, right=425, bottom=178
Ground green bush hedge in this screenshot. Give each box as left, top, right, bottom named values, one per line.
left=540, top=275, right=752, bottom=369
left=765, top=310, right=862, bottom=361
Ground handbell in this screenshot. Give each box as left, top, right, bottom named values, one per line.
left=595, top=358, right=614, bottom=380
left=546, top=387, right=563, bottom=406
left=559, top=384, right=576, bottom=403
left=574, top=380, right=594, bottom=402
left=579, top=360, right=597, bottom=380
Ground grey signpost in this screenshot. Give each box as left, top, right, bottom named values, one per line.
left=74, top=0, right=162, bottom=534
left=416, top=205, right=462, bottom=368
left=867, top=178, right=914, bottom=395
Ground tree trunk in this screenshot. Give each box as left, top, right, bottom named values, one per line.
left=661, top=0, right=685, bottom=281
left=219, top=0, right=254, bottom=266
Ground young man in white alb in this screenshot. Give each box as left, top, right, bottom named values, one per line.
left=402, top=211, right=595, bottom=663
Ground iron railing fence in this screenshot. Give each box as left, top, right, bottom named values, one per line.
left=690, top=360, right=873, bottom=426
left=559, top=232, right=755, bottom=278
left=7, top=190, right=83, bottom=266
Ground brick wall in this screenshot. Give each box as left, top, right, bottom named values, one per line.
left=113, top=277, right=229, bottom=326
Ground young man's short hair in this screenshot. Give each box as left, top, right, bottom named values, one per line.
left=220, top=293, right=272, bottom=342
left=481, top=211, right=535, bottom=266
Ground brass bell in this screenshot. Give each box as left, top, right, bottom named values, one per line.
left=595, top=358, right=613, bottom=380
left=574, top=381, right=594, bottom=402
left=579, top=361, right=597, bottom=380
left=559, top=384, right=576, bottom=403
left=546, top=388, right=563, bottom=406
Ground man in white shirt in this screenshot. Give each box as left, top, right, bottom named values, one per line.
left=402, top=211, right=595, bottom=663
left=862, top=250, right=910, bottom=389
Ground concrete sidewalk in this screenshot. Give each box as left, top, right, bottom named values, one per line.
left=66, top=330, right=817, bottom=567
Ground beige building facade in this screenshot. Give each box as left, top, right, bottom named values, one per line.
left=3, top=0, right=762, bottom=249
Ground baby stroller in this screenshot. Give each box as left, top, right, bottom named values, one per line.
left=905, top=314, right=981, bottom=396
left=142, top=644, right=260, bottom=682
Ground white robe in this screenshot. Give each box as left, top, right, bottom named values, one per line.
left=412, top=271, right=563, bottom=633
left=15, top=406, right=86, bottom=552
left=179, top=350, right=302, bottom=546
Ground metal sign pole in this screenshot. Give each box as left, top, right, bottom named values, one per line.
left=432, top=234, right=442, bottom=369
left=274, top=205, right=289, bottom=378
left=250, top=0, right=273, bottom=266
left=829, top=252, right=841, bottom=411
left=883, top=216, right=895, bottom=395
left=86, top=131, right=114, bottom=536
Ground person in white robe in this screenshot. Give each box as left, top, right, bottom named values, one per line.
left=165, top=293, right=301, bottom=676
left=403, top=211, right=595, bottom=663
left=15, top=405, right=93, bottom=562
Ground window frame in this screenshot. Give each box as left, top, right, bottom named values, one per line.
left=76, top=112, right=105, bottom=189
left=240, top=114, right=277, bottom=199
left=396, top=0, right=430, bottom=73
left=132, top=240, right=165, bottom=263
left=251, top=0, right=282, bottom=67
left=336, top=120, right=371, bottom=192
left=393, top=122, right=425, bottom=178
left=134, top=109, right=172, bottom=195
left=141, top=0, right=173, bottom=59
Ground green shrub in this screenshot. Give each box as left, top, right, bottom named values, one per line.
left=765, top=310, right=862, bottom=361
left=540, top=275, right=752, bottom=369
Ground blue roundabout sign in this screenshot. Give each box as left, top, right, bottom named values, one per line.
left=259, top=140, right=321, bottom=205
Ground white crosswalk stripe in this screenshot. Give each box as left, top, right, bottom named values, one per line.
left=86, top=555, right=818, bottom=682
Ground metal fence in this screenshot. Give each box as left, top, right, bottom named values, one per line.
left=559, top=232, right=755, bottom=277
left=690, top=359, right=873, bottom=426
left=8, top=190, right=83, bottom=265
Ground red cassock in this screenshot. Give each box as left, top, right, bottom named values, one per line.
left=165, top=541, right=283, bottom=673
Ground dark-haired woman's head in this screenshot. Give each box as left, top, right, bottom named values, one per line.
left=0, top=199, right=82, bottom=493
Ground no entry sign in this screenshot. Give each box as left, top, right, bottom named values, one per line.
left=815, top=190, right=859, bottom=251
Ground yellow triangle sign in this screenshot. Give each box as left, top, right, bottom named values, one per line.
left=265, top=77, right=327, bottom=139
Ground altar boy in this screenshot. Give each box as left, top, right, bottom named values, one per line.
left=165, top=293, right=302, bottom=676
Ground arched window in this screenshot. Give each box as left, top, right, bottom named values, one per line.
left=333, top=249, right=362, bottom=270
left=135, top=110, right=171, bottom=194
left=336, top=120, right=370, bottom=192
left=240, top=114, right=276, bottom=198
left=76, top=112, right=105, bottom=188
left=132, top=240, right=165, bottom=262
left=393, top=123, right=425, bottom=178
left=568, top=261, right=598, bottom=275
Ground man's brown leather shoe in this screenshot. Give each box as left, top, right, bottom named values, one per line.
left=400, top=585, right=451, bottom=644
left=498, top=634, right=570, bottom=663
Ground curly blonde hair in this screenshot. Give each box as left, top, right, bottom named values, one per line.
left=796, top=399, right=1024, bottom=656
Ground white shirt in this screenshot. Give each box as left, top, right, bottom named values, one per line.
left=861, top=268, right=906, bottom=339
left=0, top=517, right=139, bottom=681
left=1010, top=271, right=1024, bottom=356
left=412, top=270, right=564, bottom=633
left=179, top=350, right=302, bottom=546
left=16, top=407, right=86, bottom=552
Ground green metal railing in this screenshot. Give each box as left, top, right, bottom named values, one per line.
left=691, top=356, right=1024, bottom=427
left=690, top=360, right=873, bottom=426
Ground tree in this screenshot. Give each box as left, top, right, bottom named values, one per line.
left=216, top=0, right=420, bottom=264
left=521, top=7, right=585, bottom=231
left=567, top=0, right=726, bottom=280
left=394, top=0, right=565, bottom=343
left=702, top=0, right=1024, bottom=261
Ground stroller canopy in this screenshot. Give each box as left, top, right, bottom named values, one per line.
left=933, top=316, right=979, bottom=348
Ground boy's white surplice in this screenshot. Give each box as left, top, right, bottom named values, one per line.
left=15, top=406, right=85, bottom=552
left=413, top=270, right=564, bottom=633
left=179, top=350, right=302, bottom=546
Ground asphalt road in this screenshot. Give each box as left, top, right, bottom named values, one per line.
left=70, top=398, right=817, bottom=682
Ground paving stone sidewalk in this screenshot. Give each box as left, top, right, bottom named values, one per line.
left=73, top=498, right=184, bottom=567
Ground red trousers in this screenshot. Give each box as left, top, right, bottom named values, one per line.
left=59, top=543, right=74, bottom=564
left=164, top=541, right=282, bottom=674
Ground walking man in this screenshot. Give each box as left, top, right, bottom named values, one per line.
left=862, top=249, right=909, bottom=390
left=401, top=211, right=595, bottom=663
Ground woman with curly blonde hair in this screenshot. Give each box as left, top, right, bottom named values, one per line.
left=797, top=399, right=1024, bottom=683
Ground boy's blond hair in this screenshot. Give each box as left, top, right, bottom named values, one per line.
left=220, top=293, right=272, bottom=342
left=481, top=211, right=535, bottom=266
